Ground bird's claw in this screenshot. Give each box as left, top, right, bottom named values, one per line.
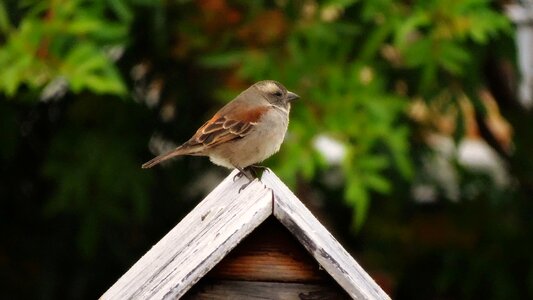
left=238, top=180, right=254, bottom=193
left=235, top=165, right=268, bottom=193
left=233, top=172, right=245, bottom=182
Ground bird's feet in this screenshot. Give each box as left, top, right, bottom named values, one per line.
left=248, top=165, right=269, bottom=178
left=233, top=168, right=253, bottom=182
left=238, top=180, right=254, bottom=193
left=234, top=165, right=268, bottom=192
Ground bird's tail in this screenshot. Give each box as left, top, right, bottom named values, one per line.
left=141, top=146, right=190, bottom=169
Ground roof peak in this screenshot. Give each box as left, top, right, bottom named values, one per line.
left=101, top=170, right=390, bottom=300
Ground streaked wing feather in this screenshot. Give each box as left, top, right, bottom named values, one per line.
left=236, top=124, right=253, bottom=136
left=181, top=105, right=268, bottom=149
left=186, top=116, right=255, bottom=148
left=222, top=119, right=239, bottom=128
left=202, top=119, right=225, bottom=134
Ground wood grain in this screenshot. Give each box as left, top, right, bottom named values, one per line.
left=100, top=174, right=272, bottom=300
left=101, top=170, right=391, bottom=300
left=208, top=217, right=330, bottom=283
left=183, top=280, right=351, bottom=300
left=262, top=171, right=392, bottom=300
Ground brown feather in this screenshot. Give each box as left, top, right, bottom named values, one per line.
left=229, top=106, right=268, bottom=123
left=141, top=98, right=271, bottom=168
left=141, top=146, right=188, bottom=168
left=187, top=105, right=268, bottom=148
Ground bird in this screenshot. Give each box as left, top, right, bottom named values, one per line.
left=142, top=80, right=299, bottom=190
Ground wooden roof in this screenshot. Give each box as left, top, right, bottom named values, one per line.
left=183, top=216, right=352, bottom=299
left=101, top=170, right=391, bottom=300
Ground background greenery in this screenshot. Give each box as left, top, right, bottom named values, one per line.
left=1, top=0, right=531, bottom=299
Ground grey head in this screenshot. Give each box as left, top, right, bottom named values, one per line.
left=253, top=80, right=299, bottom=111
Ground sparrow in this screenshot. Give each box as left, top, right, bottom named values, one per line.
left=142, top=80, right=299, bottom=189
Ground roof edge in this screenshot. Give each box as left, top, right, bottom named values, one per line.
left=262, top=171, right=391, bottom=300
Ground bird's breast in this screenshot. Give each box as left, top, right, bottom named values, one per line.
left=253, top=108, right=289, bottom=157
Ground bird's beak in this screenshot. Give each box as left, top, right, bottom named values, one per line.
left=286, top=91, right=300, bottom=102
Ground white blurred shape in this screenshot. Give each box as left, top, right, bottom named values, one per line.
left=40, top=77, right=68, bottom=102
left=425, top=134, right=460, bottom=202
left=412, top=184, right=437, bottom=203
left=413, top=134, right=510, bottom=203
left=313, top=134, right=346, bottom=165
left=104, top=45, right=125, bottom=62
left=458, top=138, right=510, bottom=187
left=506, top=2, right=533, bottom=109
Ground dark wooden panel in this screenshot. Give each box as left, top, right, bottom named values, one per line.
left=183, top=280, right=351, bottom=300
left=208, top=217, right=330, bottom=282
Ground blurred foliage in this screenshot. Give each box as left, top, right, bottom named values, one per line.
left=1, top=0, right=531, bottom=299
left=176, top=0, right=510, bottom=228
left=0, top=0, right=134, bottom=96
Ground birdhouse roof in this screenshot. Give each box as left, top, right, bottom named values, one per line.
left=101, top=170, right=390, bottom=300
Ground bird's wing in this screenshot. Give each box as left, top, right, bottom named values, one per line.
left=183, top=106, right=268, bottom=149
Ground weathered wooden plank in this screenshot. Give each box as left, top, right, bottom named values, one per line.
left=102, top=169, right=390, bottom=300
left=101, top=172, right=273, bottom=300
left=262, top=171, right=391, bottom=300
left=208, top=217, right=330, bottom=283
left=183, top=280, right=351, bottom=300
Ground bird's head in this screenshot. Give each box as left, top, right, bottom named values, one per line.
left=254, top=80, right=299, bottom=111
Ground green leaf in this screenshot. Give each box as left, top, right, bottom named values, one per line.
left=438, top=41, right=470, bottom=75
left=0, top=0, right=11, bottom=33
left=345, top=179, right=369, bottom=231
left=84, top=73, right=126, bottom=95
left=365, top=173, right=391, bottom=194
left=358, top=154, right=389, bottom=171
left=394, top=10, right=430, bottom=50
left=109, top=0, right=134, bottom=22
left=67, top=17, right=104, bottom=34
left=323, top=0, right=359, bottom=8
left=62, top=44, right=126, bottom=94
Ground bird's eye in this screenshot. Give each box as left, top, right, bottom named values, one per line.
left=273, top=91, right=282, bottom=97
